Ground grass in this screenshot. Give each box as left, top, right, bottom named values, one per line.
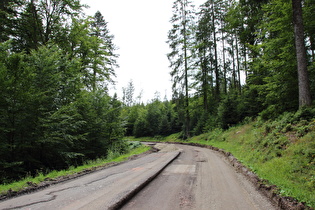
left=129, top=113, right=315, bottom=208
left=182, top=119, right=315, bottom=208
left=0, top=145, right=150, bottom=196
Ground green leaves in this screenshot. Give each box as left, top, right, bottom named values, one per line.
left=0, top=3, right=122, bottom=183
left=123, top=99, right=178, bottom=138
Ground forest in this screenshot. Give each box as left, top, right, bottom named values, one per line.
left=125, top=0, right=314, bottom=138
left=0, top=0, right=125, bottom=183
left=0, top=0, right=314, bottom=184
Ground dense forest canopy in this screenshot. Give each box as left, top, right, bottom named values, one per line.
left=0, top=0, right=123, bottom=183
left=0, top=0, right=314, bottom=183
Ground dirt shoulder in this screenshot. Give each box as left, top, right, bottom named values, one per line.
left=170, top=142, right=313, bottom=210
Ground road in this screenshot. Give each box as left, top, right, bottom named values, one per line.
left=0, top=146, right=180, bottom=210
left=122, top=144, right=277, bottom=210
left=0, top=143, right=277, bottom=210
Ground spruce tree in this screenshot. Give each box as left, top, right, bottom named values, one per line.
left=167, top=0, right=195, bottom=138
left=90, top=11, right=118, bottom=91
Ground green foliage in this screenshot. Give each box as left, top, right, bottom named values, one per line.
left=217, top=92, right=241, bottom=129
left=127, top=141, right=142, bottom=150
left=123, top=99, right=178, bottom=138
left=167, top=0, right=196, bottom=138
left=0, top=0, right=22, bottom=42
left=187, top=113, right=315, bottom=207
left=248, top=0, right=299, bottom=119
left=1, top=0, right=315, bottom=192
left=73, top=90, right=125, bottom=160
left=133, top=107, right=149, bottom=137
left=123, top=104, right=141, bottom=136
left=0, top=3, right=122, bottom=184
left=166, top=0, right=315, bottom=136
left=0, top=145, right=150, bottom=195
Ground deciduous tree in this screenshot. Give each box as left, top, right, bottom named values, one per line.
left=292, top=0, right=312, bottom=107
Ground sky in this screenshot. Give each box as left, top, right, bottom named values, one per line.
left=80, top=0, right=204, bottom=103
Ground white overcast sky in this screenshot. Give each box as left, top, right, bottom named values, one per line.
left=80, top=0, right=205, bottom=103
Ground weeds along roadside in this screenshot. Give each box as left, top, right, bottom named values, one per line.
left=187, top=114, right=315, bottom=208
left=136, top=110, right=315, bottom=208
left=0, top=143, right=150, bottom=198
left=2, top=110, right=314, bottom=208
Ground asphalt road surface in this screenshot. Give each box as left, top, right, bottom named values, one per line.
left=122, top=144, right=277, bottom=210
left=0, top=146, right=180, bottom=210
left=0, top=143, right=277, bottom=210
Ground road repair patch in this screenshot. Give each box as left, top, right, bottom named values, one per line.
left=163, top=165, right=196, bottom=175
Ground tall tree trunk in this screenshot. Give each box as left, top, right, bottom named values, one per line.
left=211, top=1, right=220, bottom=100
left=310, top=38, right=315, bottom=62
left=222, top=29, right=227, bottom=94
left=202, top=49, right=208, bottom=112
left=231, top=39, right=236, bottom=90
left=244, top=46, right=248, bottom=80
left=183, top=2, right=190, bottom=138
left=210, top=58, right=214, bottom=96
left=235, top=35, right=241, bottom=94
left=93, top=69, right=96, bottom=92
left=292, top=0, right=312, bottom=107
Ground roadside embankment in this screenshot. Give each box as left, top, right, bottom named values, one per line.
left=138, top=114, right=315, bottom=209
left=169, top=117, right=315, bottom=209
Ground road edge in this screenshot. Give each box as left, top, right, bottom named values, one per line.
left=167, top=142, right=313, bottom=210
left=0, top=148, right=155, bottom=202
left=108, top=150, right=181, bottom=210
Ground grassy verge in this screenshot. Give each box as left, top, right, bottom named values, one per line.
left=184, top=119, right=315, bottom=208
left=129, top=111, right=315, bottom=208
left=0, top=145, right=150, bottom=196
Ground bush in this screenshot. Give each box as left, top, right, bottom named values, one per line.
left=293, top=107, right=315, bottom=122
left=217, top=94, right=240, bottom=129
left=128, top=141, right=142, bottom=150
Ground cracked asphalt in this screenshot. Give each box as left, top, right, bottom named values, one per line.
left=0, top=147, right=179, bottom=210
left=0, top=144, right=278, bottom=210
left=122, top=144, right=278, bottom=210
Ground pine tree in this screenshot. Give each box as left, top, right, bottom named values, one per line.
left=194, top=2, right=214, bottom=112
left=90, top=11, right=118, bottom=91
left=167, top=0, right=195, bottom=138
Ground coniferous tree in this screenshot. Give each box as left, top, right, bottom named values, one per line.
left=210, top=0, right=221, bottom=99
left=0, top=1, right=125, bottom=182
left=90, top=11, right=118, bottom=91
left=304, top=0, right=315, bottom=62
left=123, top=80, right=135, bottom=107
left=15, top=1, right=44, bottom=52
left=167, top=0, right=195, bottom=138
left=194, top=4, right=213, bottom=113
left=0, top=0, right=22, bottom=42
